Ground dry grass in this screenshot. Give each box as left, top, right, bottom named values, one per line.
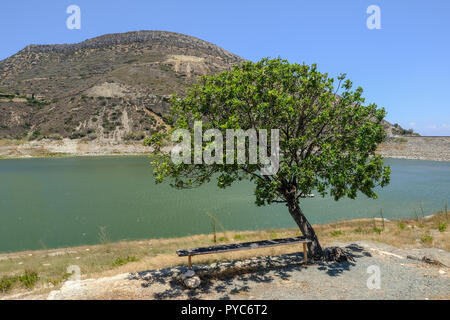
left=0, top=139, right=24, bottom=147
left=1, top=213, right=448, bottom=297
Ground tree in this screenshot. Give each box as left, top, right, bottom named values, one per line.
left=144, top=58, right=391, bottom=260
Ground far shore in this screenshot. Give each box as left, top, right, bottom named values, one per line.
left=1, top=136, right=450, bottom=161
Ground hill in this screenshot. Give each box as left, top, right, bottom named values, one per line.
left=0, top=31, right=244, bottom=141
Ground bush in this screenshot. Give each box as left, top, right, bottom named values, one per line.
left=123, top=132, right=146, bottom=141
left=438, top=222, right=447, bottom=232
left=82, top=134, right=97, bottom=141
left=26, top=97, right=50, bottom=108
left=0, top=276, right=19, bottom=293
left=69, top=132, right=87, bottom=139
left=373, top=227, right=382, bottom=234
left=29, top=130, right=41, bottom=140
left=397, top=221, right=406, bottom=230
left=0, top=270, right=39, bottom=292
left=421, top=235, right=433, bottom=245
left=47, top=133, right=63, bottom=141
left=19, top=270, right=39, bottom=289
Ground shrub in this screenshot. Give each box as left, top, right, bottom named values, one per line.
left=69, top=132, right=86, bottom=139
left=1, top=270, right=39, bottom=292
left=48, top=133, right=63, bottom=141
left=420, top=235, right=433, bottom=245
left=123, top=132, right=146, bottom=141
left=29, top=130, right=41, bottom=140
left=82, top=134, right=97, bottom=141
left=26, top=97, right=50, bottom=108
left=0, top=276, right=19, bottom=293
left=438, top=222, right=447, bottom=232
left=113, top=256, right=138, bottom=267
left=373, top=227, right=382, bottom=234
left=19, top=270, right=39, bottom=289
left=397, top=221, right=406, bottom=230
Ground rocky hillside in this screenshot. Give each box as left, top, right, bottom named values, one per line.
left=0, top=31, right=244, bottom=141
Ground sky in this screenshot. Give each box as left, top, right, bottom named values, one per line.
left=0, top=0, right=449, bottom=136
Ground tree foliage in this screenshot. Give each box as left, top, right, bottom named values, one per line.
left=145, top=58, right=391, bottom=207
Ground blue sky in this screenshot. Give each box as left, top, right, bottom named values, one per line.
left=1, top=1, right=449, bottom=135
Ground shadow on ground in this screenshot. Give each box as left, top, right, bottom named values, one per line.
left=127, top=243, right=371, bottom=300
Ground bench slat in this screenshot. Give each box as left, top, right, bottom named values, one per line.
left=176, top=236, right=311, bottom=257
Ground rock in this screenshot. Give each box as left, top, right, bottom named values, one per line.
left=180, top=270, right=195, bottom=280
left=183, top=276, right=201, bottom=289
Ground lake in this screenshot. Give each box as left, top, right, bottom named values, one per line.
left=0, top=156, right=449, bottom=253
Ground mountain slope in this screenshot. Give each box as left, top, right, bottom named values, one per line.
left=0, top=31, right=244, bottom=141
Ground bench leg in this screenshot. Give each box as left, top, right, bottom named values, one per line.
left=303, top=243, right=308, bottom=265
left=188, top=256, right=192, bottom=270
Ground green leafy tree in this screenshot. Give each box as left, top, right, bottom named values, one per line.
left=145, top=58, right=391, bottom=260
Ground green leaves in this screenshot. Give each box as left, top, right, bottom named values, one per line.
left=146, top=58, right=391, bottom=207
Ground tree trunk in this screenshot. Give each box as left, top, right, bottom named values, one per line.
left=286, top=198, right=323, bottom=260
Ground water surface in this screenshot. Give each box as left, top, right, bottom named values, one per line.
left=0, top=156, right=449, bottom=253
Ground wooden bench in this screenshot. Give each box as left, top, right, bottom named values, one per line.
left=176, top=236, right=312, bottom=270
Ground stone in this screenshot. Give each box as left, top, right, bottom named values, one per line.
left=183, top=276, right=201, bottom=289
left=180, top=270, right=195, bottom=280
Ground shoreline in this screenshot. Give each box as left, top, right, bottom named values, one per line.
left=1, top=136, right=450, bottom=162
left=0, top=213, right=448, bottom=298
left=0, top=214, right=444, bottom=258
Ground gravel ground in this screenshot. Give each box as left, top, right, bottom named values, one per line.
left=39, top=241, right=450, bottom=300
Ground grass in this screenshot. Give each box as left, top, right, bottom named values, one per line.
left=112, top=256, right=139, bottom=267
left=397, top=221, right=406, bottom=230
left=233, top=234, right=245, bottom=241
left=353, top=227, right=363, bottom=233
left=0, top=212, right=448, bottom=297
left=438, top=222, right=447, bottom=232
left=0, top=270, right=39, bottom=293
left=330, top=230, right=344, bottom=237
left=373, top=227, right=383, bottom=235
left=420, top=234, right=433, bottom=246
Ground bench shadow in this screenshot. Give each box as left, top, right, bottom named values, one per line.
left=127, top=243, right=370, bottom=300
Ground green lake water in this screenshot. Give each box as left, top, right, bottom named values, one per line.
left=0, top=156, right=449, bottom=253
